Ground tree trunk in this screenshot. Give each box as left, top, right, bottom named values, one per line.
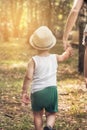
left=78, top=22, right=85, bottom=73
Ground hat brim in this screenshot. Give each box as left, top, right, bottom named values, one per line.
left=29, top=34, right=56, bottom=50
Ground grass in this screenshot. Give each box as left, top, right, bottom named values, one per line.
left=0, top=39, right=87, bottom=130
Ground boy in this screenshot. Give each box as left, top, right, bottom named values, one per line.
left=21, top=26, right=73, bottom=130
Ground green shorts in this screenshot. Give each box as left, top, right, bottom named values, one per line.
left=31, top=86, right=58, bottom=112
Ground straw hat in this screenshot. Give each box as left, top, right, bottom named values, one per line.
left=29, top=26, right=56, bottom=50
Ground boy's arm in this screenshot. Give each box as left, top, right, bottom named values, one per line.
left=22, top=59, right=34, bottom=94
left=56, top=46, right=73, bottom=62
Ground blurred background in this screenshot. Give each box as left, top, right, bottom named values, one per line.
left=0, top=0, right=75, bottom=68
left=0, top=0, right=73, bottom=41
left=0, top=0, right=87, bottom=130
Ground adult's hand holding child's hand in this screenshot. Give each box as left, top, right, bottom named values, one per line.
left=63, top=40, right=72, bottom=50
left=67, top=46, right=74, bottom=57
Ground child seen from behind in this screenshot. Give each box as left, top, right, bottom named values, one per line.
left=21, top=26, right=73, bottom=130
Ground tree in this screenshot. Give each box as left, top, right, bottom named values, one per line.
left=0, top=0, right=73, bottom=41
left=78, top=2, right=87, bottom=73
left=10, top=0, right=24, bottom=37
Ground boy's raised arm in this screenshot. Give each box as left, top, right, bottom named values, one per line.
left=56, top=46, right=73, bottom=62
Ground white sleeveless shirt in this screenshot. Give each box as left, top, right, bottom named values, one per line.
left=31, top=54, right=58, bottom=93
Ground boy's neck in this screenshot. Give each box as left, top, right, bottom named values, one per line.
left=37, top=50, right=50, bottom=56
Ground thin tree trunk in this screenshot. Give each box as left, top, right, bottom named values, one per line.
left=78, top=22, right=85, bottom=73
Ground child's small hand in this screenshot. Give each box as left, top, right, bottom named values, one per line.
left=21, top=93, right=30, bottom=106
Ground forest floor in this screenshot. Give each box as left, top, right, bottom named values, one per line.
left=0, top=39, right=87, bottom=130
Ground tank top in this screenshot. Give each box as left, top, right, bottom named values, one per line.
left=31, top=54, right=58, bottom=93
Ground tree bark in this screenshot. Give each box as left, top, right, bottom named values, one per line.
left=78, top=22, right=85, bottom=73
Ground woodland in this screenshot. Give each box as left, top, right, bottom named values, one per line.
left=0, top=0, right=87, bottom=130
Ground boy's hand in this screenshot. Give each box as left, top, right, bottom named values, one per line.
left=21, top=93, right=30, bottom=106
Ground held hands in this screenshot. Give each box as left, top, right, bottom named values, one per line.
left=64, top=42, right=73, bottom=57
left=63, top=40, right=73, bottom=56
left=21, top=93, right=30, bottom=106
left=66, top=46, right=73, bottom=57
left=63, top=40, right=71, bottom=50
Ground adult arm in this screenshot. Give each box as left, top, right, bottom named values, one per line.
left=63, top=0, right=83, bottom=49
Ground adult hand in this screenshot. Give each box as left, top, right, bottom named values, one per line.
left=66, top=46, right=74, bottom=57
left=63, top=40, right=71, bottom=50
